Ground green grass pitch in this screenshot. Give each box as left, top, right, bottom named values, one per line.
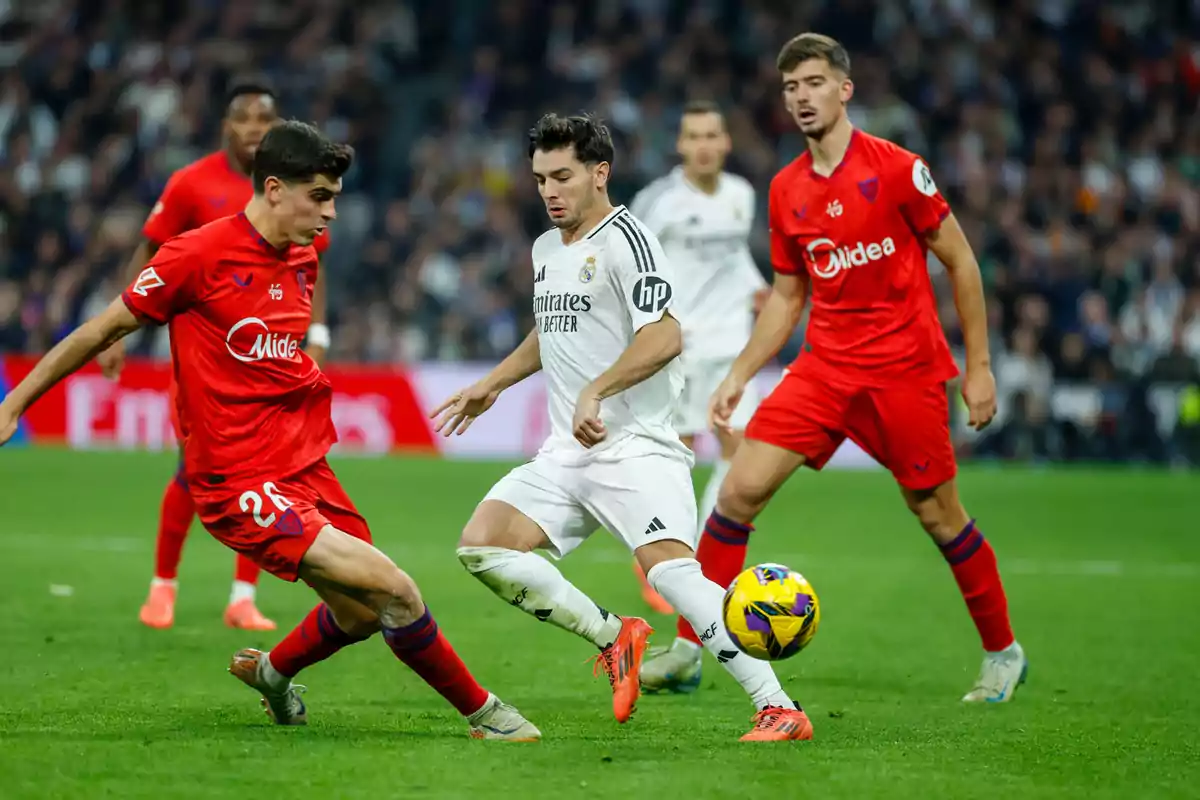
left=1, top=449, right=1198, bottom=798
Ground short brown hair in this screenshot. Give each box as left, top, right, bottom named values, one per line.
left=776, top=33, right=851, bottom=75
left=682, top=99, right=723, bottom=117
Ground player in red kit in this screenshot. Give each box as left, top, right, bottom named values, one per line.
left=97, top=77, right=332, bottom=632
left=640, top=33, right=1028, bottom=705
left=0, top=121, right=539, bottom=741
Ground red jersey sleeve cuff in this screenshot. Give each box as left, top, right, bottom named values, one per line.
left=772, top=261, right=801, bottom=275
left=121, top=291, right=166, bottom=325
left=914, top=207, right=952, bottom=237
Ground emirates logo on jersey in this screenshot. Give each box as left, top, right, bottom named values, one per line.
left=807, top=237, right=896, bottom=279
left=226, top=317, right=300, bottom=363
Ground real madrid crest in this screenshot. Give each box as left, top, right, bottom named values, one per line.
left=579, top=256, right=596, bottom=283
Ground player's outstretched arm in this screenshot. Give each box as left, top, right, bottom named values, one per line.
left=96, top=239, right=159, bottom=379
left=0, top=298, right=143, bottom=445
left=925, top=213, right=996, bottom=430
left=573, top=313, right=682, bottom=448
left=430, top=329, right=542, bottom=437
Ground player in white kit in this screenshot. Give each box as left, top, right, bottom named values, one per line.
left=627, top=102, right=769, bottom=615
left=431, top=113, right=811, bottom=741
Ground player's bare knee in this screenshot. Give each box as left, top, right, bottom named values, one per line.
left=716, top=468, right=766, bottom=522
left=458, top=500, right=547, bottom=552
left=634, top=538, right=695, bottom=575
left=903, top=482, right=969, bottom=543
left=373, top=562, right=424, bottom=629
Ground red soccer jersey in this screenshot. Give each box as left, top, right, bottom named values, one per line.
left=142, top=151, right=330, bottom=255
left=769, top=130, right=958, bottom=386
left=122, top=214, right=336, bottom=500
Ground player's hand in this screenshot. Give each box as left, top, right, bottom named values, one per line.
left=97, top=338, right=126, bottom=380
left=962, top=364, right=997, bottom=430
left=0, top=401, right=18, bottom=447
left=709, top=374, right=746, bottom=433
left=573, top=392, right=606, bottom=448
left=304, top=344, right=327, bottom=369
left=430, top=382, right=500, bottom=437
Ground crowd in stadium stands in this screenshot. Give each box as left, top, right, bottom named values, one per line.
left=0, top=0, right=1197, bottom=462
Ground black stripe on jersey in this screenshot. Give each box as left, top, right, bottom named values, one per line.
left=586, top=209, right=625, bottom=240
left=614, top=214, right=656, bottom=273
left=612, top=215, right=648, bottom=273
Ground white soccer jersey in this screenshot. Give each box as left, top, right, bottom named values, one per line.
left=629, top=167, right=767, bottom=361
left=529, top=205, right=690, bottom=465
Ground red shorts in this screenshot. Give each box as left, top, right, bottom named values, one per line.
left=194, top=458, right=373, bottom=582
left=745, top=368, right=957, bottom=490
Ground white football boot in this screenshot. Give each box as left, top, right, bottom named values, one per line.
left=467, top=693, right=541, bottom=741
left=962, top=641, right=1028, bottom=703
left=639, top=639, right=703, bottom=694
left=229, top=648, right=308, bottom=725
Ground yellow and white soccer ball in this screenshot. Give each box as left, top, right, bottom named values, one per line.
left=722, top=563, right=820, bottom=661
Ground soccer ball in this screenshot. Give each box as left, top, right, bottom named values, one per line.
left=722, top=563, right=820, bottom=661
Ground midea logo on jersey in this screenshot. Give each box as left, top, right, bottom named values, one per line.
left=807, top=237, right=896, bottom=279
left=226, top=317, right=299, bottom=363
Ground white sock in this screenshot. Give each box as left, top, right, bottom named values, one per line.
left=229, top=580, right=256, bottom=604
left=151, top=577, right=177, bottom=589
left=458, top=546, right=623, bottom=649
left=260, top=653, right=290, bottom=690
left=697, top=458, right=732, bottom=540
left=648, top=557, right=794, bottom=710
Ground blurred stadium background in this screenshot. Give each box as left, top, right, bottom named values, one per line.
left=0, top=0, right=1197, bottom=464
left=1, top=3, right=1199, bottom=798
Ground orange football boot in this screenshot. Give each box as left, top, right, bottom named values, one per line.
left=740, top=705, right=814, bottom=741
left=632, top=559, right=674, bottom=614
left=139, top=582, right=176, bottom=629
left=224, top=598, right=277, bottom=631
left=591, top=616, right=653, bottom=723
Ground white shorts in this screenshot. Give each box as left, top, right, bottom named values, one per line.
left=483, top=453, right=698, bottom=559
left=674, top=357, right=760, bottom=436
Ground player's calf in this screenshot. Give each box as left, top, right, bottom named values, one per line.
left=902, top=480, right=1025, bottom=700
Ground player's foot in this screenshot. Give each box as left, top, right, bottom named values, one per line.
left=590, top=616, right=653, bottom=723
left=467, top=693, right=541, bottom=742
left=640, top=638, right=703, bottom=694
left=962, top=641, right=1028, bottom=703
left=223, top=598, right=277, bottom=631
left=632, top=559, right=674, bottom=614
left=139, top=581, right=176, bottom=629
left=740, top=703, right=813, bottom=742
left=229, top=648, right=308, bottom=725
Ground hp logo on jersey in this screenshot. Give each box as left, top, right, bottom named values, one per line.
left=807, top=237, right=896, bottom=279
left=226, top=317, right=300, bottom=363
left=633, top=276, right=672, bottom=312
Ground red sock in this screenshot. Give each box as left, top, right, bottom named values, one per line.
left=678, top=511, right=752, bottom=645
left=940, top=520, right=1014, bottom=652
left=269, top=604, right=371, bottom=678
left=233, top=555, right=261, bottom=584
left=154, top=472, right=195, bottom=581
left=383, top=608, right=490, bottom=717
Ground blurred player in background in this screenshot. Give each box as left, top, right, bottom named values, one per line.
left=97, top=77, right=332, bottom=632
left=435, top=113, right=811, bottom=740
left=0, top=121, right=537, bottom=741
left=641, top=33, right=1027, bottom=704
left=628, top=101, right=768, bottom=616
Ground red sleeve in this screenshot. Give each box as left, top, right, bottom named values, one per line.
left=141, top=170, right=194, bottom=244
left=121, top=237, right=202, bottom=325
left=313, top=228, right=331, bottom=255
left=896, top=155, right=951, bottom=237
left=768, top=177, right=805, bottom=275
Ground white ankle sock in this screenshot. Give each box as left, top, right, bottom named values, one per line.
left=648, top=557, right=793, bottom=710
left=229, top=580, right=256, bottom=604
left=697, top=459, right=731, bottom=539
left=458, top=546, right=622, bottom=649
